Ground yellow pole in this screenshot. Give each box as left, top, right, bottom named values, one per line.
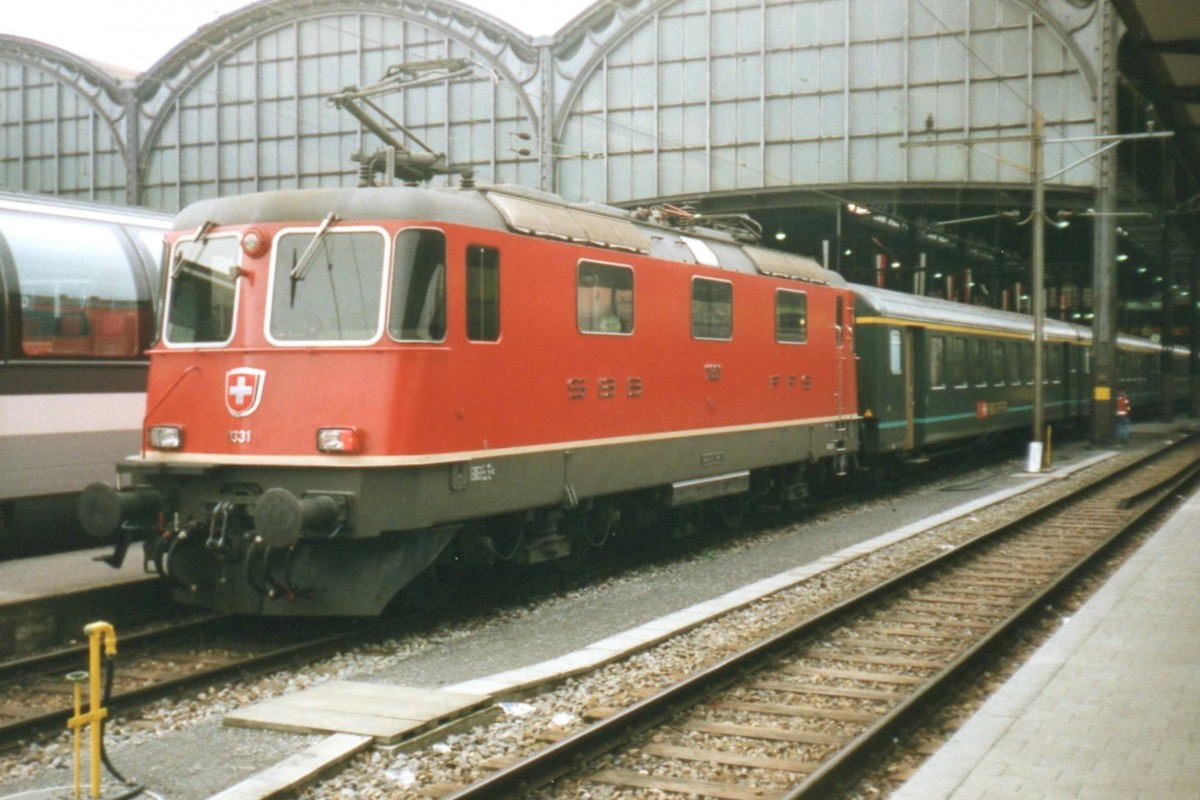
left=83, top=622, right=117, bottom=799
left=1044, top=425, right=1053, bottom=469
left=67, top=671, right=88, bottom=800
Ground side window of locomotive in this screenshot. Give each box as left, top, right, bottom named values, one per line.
left=691, top=277, right=732, bottom=340
left=578, top=261, right=633, bottom=334
left=888, top=329, right=902, bottom=375
left=929, top=335, right=946, bottom=388
left=1, top=211, right=147, bottom=358
left=774, top=289, right=807, bottom=344
left=390, top=229, right=446, bottom=342
left=166, top=235, right=241, bottom=345
left=466, top=245, right=500, bottom=342
left=271, top=230, right=385, bottom=343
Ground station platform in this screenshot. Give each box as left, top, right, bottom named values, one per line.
left=0, top=545, right=159, bottom=657
left=892, top=480, right=1200, bottom=800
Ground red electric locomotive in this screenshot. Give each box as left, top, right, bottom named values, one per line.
left=80, top=183, right=857, bottom=616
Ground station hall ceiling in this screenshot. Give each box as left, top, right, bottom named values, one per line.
left=1116, top=0, right=1200, bottom=205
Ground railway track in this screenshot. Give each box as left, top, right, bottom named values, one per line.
left=0, top=615, right=363, bottom=750
left=434, top=436, right=1200, bottom=800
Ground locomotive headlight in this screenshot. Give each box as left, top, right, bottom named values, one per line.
left=317, top=427, right=361, bottom=454
left=149, top=425, right=183, bottom=450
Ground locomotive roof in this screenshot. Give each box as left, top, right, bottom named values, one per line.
left=851, top=283, right=1089, bottom=342
left=173, top=184, right=845, bottom=287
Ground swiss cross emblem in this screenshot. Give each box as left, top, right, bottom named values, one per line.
left=225, top=368, right=266, bottom=418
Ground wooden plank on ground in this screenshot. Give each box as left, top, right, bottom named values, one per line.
left=207, top=733, right=372, bottom=800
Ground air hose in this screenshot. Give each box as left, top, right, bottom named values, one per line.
left=99, top=651, right=146, bottom=800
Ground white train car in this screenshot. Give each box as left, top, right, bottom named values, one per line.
left=0, top=192, right=168, bottom=557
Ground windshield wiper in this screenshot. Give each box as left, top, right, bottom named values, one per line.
left=170, top=220, right=218, bottom=279
left=289, top=213, right=340, bottom=282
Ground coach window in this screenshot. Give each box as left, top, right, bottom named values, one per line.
left=271, top=229, right=386, bottom=343
left=166, top=234, right=241, bottom=345
left=990, top=341, right=1005, bottom=385
left=973, top=340, right=988, bottom=386
left=775, top=289, right=807, bottom=343
left=1006, top=342, right=1021, bottom=386
left=929, top=335, right=946, bottom=388
left=390, top=229, right=446, bottom=342
left=691, top=277, right=732, bottom=340
left=948, top=337, right=967, bottom=387
left=2, top=212, right=147, bottom=358
left=466, top=245, right=500, bottom=342
left=888, top=329, right=902, bottom=374
left=578, top=261, right=633, bottom=334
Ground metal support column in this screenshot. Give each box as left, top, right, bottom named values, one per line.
left=1090, top=0, right=1120, bottom=445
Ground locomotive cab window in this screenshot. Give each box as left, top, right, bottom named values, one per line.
left=390, top=229, right=446, bottom=342
left=578, top=261, right=633, bottom=334
left=166, top=234, right=241, bottom=346
left=691, top=277, right=732, bottom=340
left=775, top=289, right=807, bottom=344
left=467, top=245, right=500, bottom=342
left=270, top=228, right=386, bottom=343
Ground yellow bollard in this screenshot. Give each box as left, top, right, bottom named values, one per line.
left=66, top=671, right=88, bottom=800
left=64, top=622, right=118, bottom=799
left=1043, top=425, right=1053, bottom=470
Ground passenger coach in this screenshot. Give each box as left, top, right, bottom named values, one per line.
left=0, top=192, right=166, bottom=556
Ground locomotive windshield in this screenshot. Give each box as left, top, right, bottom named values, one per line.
left=165, top=235, right=240, bottom=345
left=270, top=229, right=386, bottom=342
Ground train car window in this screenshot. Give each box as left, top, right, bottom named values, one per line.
left=774, top=289, right=807, bottom=344
left=1, top=211, right=145, bottom=358
left=165, top=235, right=240, bottom=345
left=990, top=341, right=1005, bottom=385
left=888, top=329, right=902, bottom=374
left=578, top=261, right=633, bottom=334
left=270, top=229, right=386, bottom=343
left=948, top=337, right=967, bottom=387
left=466, top=245, right=500, bottom=342
left=1006, top=342, right=1021, bottom=386
left=1048, top=346, right=1062, bottom=383
left=691, top=277, right=732, bottom=340
left=1020, top=344, right=1034, bottom=384
left=973, top=340, right=988, bottom=386
left=390, top=229, right=446, bottom=342
left=929, top=335, right=946, bottom=388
